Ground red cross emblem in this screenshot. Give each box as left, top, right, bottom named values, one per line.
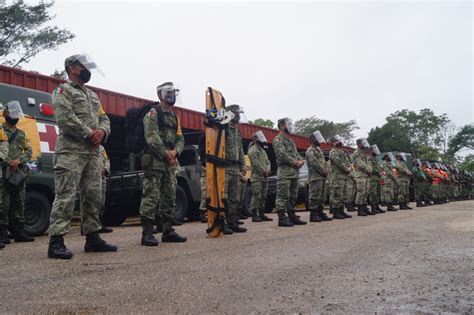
left=38, top=123, right=58, bottom=152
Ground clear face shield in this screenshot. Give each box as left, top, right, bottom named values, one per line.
left=312, top=130, right=326, bottom=144
left=254, top=130, right=268, bottom=143
left=74, top=53, right=104, bottom=77
left=157, top=83, right=181, bottom=106
left=4, top=100, right=24, bottom=119
left=371, top=144, right=381, bottom=155
left=399, top=153, right=408, bottom=162
left=280, top=118, right=294, bottom=134
left=388, top=152, right=396, bottom=167
left=360, top=138, right=370, bottom=149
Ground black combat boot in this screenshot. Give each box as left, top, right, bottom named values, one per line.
left=229, top=220, right=247, bottom=233
left=399, top=203, right=411, bottom=210
left=416, top=201, right=425, bottom=207
left=357, top=205, right=368, bottom=216
left=386, top=203, right=398, bottom=211
left=199, top=211, right=208, bottom=224
left=153, top=216, right=163, bottom=234
left=0, top=225, right=11, bottom=245
left=317, top=209, right=333, bottom=221
left=13, top=223, right=34, bottom=242
left=288, top=210, right=307, bottom=225
left=238, top=208, right=249, bottom=220
left=84, top=232, right=118, bottom=252
left=309, top=209, right=322, bottom=222
left=332, top=207, right=345, bottom=219
left=171, top=217, right=183, bottom=226
left=277, top=212, right=294, bottom=227
left=259, top=212, right=273, bottom=221
left=141, top=219, right=159, bottom=246
left=162, top=227, right=188, bottom=242
left=222, top=222, right=234, bottom=235
left=346, top=203, right=356, bottom=212
left=252, top=209, right=262, bottom=222
left=48, top=235, right=73, bottom=259
left=365, top=205, right=376, bottom=215
left=341, top=207, right=352, bottom=218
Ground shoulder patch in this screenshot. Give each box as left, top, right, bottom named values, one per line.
left=147, top=109, right=156, bottom=117
left=98, top=104, right=106, bottom=115
left=53, top=87, right=63, bottom=96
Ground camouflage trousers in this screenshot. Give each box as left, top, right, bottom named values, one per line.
left=2, top=177, right=27, bottom=227
left=237, top=178, right=246, bottom=210
left=100, top=176, right=107, bottom=218
left=369, top=178, right=381, bottom=206
left=344, top=178, right=356, bottom=204
left=199, top=165, right=207, bottom=212
left=330, top=175, right=347, bottom=209
left=415, top=181, right=423, bottom=202
left=308, top=179, right=325, bottom=210
left=383, top=179, right=395, bottom=203
left=355, top=176, right=369, bottom=205
left=49, top=153, right=102, bottom=236
left=397, top=178, right=409, bottom=203
left=141, top=167, right=177, bottom=231
left=251, top=180, right=268, bottom=214
left=275, top=177, right=298, bottom=214
left=224, top=169, right=241, bottom=223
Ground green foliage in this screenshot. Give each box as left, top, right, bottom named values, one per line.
left=248, top=118, right=274, bottom=129
left=0, top=1, right=75, bottom=67
left=294, top=116, right=359, bottom=144
left=459, top=154, right=474, bottom=172
left=447, top=124, right=474, bottom=156
left=368, top=108, right=452, bottom=157
left=50, top=69, right=67, bottom=80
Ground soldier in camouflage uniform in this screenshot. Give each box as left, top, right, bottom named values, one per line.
left=48, top=54, right=117, bottom=259
left=395, top=153, right=412, bottom=209
left=0, top=110, right=11, bottom=248
left=97, top=145, right=112, bottom=233
left=139, top=82, right=187, bottom=246
left=1, top=102, right=34, bottom=243
left=220, top=104, right=247, bottom=233
left=273, top=118, right=306, bottom=227
left=305, top=130, right=332, bottom=222
left=412, top=159, right=427, bottom=207
left=248, top=131, right=273, bottom=222
left=344, top=169, right=357, bottom=212
left=368, top=145, right=385, bottom=213
left=328, top=136, right=353, bottom=219
left=382, top=153, right=398, bottom=211
left=352, top=138, right=374, bottom=216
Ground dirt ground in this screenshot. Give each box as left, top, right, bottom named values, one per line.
left=1, top=200, right=473, bottom=314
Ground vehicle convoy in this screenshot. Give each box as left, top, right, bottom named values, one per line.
left=0, top=83, right=202, bottom=235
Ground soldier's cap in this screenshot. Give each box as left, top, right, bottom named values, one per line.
left=64, top=54, right=97, bottom=69
left=157, top=82, right=178, bottom=92
left=226, top=104, right=243, bottom=113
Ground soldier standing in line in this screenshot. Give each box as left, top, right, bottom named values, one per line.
left=352, top=138, right=374, bottom=216
left=368, top=145, right=385, bottom=213
left=222, top=104, right=247, bottom=233
left=273, top=118, right=306, bottom=227
left=0, top=118, right=8, bottom=249
left=382, top=153, right=398, bottom=211
left=48, top=54, right=117, bottom=259
left=305, top=130, right=332, bottom=222
left=248, top=131, right=273, bottom=222
left=97, top=145, right=113, bottom=233
left=344, top=164, right=357, bottom=212
left=139, top=82, right=187, bottom=246
left=328, top=136, right=353, bottom=219
left=412, top=159, right=427, bottom=208
left=395, top=153, right=413, bottom=209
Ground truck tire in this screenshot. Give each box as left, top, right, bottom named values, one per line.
left=174, top=185, right=189, bottom=222
left=101, top=208, right=127, bottom=226
left=24, top=191, right=51, bottom=236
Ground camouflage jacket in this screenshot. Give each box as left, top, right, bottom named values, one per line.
left=52, top=81, right=110, bottom=155
left=143, top=104, right=184, bottom=170
left=224, top=122, right=245, bottom=174
left=2, top=125, right=32, bottom=166
left=368, top=155, right=382, bottom=179
left=352, top=148, right=372, bottom=178
left=0, top=128, right=9, bottom=162
left=329, top=147, right=351, bottom=178
left=306, top=144, right=326, bottom=182
left=395, top=160, right=412, bottom=178
left=383, top=162, right=397, bottom=183
left=248, top=143, right=270, bottom=182
left=273, top=133, right=301, bottom=179
left=98, top=145, right=110, bottom=177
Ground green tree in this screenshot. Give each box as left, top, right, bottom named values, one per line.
left=367, top=108, right=452, bottom=157
left=447, top=124, right=474, bottom=157
left=294, top=116, right=359, bottom=144
left=50, top=69, right=67, bottom=80
left=459, top=154, right=474, bottom=172
left=248, top=118, right=274, bottom=129
left=0, top=1, right=75, bottom=67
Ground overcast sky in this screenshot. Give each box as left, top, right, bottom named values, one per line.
left=23, top=0, right=473, bottom=139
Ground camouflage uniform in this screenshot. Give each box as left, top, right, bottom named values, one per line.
left=2, top=125, right=32, bottom=232
left=49, top=81, right=111, bottom=236
left=329, top=146, right=351, bottom=210
left=248, top=143, right=271, bottom=216
left=0, top=129, right=10, bottom=229
left=344, top=171, right=356, bottom=208
left=139, top=104, right=184, bottom=233
left=352, top=148, right=372, bottom=207
left=273, top=133, right=301, bottom=218
left=368, top=154, right=382, bottom=207
left=382, top=161, right=397, bottom=205
left=199, top=165, right=207, bottom=212
left=223, top=122, right=245, bottom=225
left=395, top=160, right=411, bottom=205
left=98, top=145, right=110, bottom=215
left=306, top=144, right=327, bottom=211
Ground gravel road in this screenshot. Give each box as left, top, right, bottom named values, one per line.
left=1, top=201, right=473, bottom=314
